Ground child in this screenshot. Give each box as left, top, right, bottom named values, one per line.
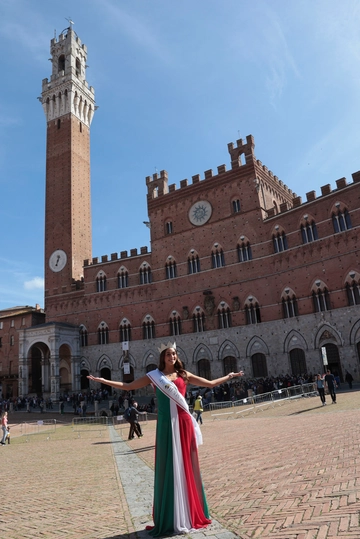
left=6, top=426, right=10, bottom=444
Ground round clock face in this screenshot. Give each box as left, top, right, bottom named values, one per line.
left=49, top=249, right=67, bottom=273
left=188, top=200, right=212, bottom=226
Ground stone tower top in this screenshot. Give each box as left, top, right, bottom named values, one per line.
left=40, top=23, right=96, bottom=127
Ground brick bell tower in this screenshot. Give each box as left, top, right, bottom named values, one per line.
left=41, top=22, right=96, bottom=303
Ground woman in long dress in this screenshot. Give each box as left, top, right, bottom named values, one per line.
left=88, top=342, right=244, bottom=537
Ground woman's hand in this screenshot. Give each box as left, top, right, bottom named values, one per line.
left=87, top=375, right=103, bottom=383
left=228, top=371, right=245, bottom=379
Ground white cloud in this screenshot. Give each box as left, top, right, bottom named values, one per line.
left=24, top=277, right=44, bottom=291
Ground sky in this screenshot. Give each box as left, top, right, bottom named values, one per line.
left=1, top=0, right=360, bottom=310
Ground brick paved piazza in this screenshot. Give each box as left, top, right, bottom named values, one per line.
left=2, top=390, right=360, bottom=539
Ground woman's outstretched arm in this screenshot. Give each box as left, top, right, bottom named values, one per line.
left=87, top=374, right=151, bottom=391
left=186, top=370, right=244, bottom=389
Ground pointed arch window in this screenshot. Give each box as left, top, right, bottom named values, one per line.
left=301, top=221, right=318, bottom=243
left=197, top=358, right=211, bottom=379
left=193, top=308, right=205, bottom=333
left=273, top=231, right=288, bottom=253
left=251, top=353, right=268, bottom=378
left=218, top=304, right=231, bottom=329
left=312, top=284, right=331, bottom=312
left=76, top=57, right=81, bottom=77
left=289, top=348, right=307, bottom=375
left=165, top=258, right=177, bottom=279
left=79, top=325, right=88, bottom=347
left=238, top=241, right=252, bottom=262
left=346, top=280, right=360, bottom=306
left=332, top=209, right=352, bottom=233
left=223, top=356, right=237, bottom=375
left=282, top=291, right=299, bottom=318
left=98, top=323, right=109, bottom=345
left=188, top=252, right=200, bottom=274
left=140, top=263, right=152, bottom=284
left=165, top=221, right=173, bottom=235
left=117, top=269, right=129, bottom=289
left=232, top=199, right=241, bottom=213
left=211, top=246, right=225, bottom=268
left=119, top=320, right=131, bottom=342
left=170, top=312, right=182, bottom=336
left=58, top=54, right=65, bottom=72
left=96, top=273, right=107, bottom=292
left=143, top=317, right=155, bottom=340
left=245, top=299, right=261, bottom=324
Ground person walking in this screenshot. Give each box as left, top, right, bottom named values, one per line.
left=345, top=370, right=354, bottom=389
left=1, top=411, right=9, bottom=445
left=193, top=394, right=204, bottom=424
left=88, top=341, right=244, bottom=537
left=324, top=369, right=337, bottom=404
left=316, top=374, right=326, bottom=406
left=127, top=401, right=143, bottom=439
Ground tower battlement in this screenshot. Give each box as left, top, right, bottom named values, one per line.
left=146, top=135, right=281, bottom=200
left=227, top=134, right=255, bottom=168
left=266, top=171, right=360, bottom=218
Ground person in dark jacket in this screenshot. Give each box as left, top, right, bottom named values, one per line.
left=345, top=370, right=354, bottom=389
left=128, top=401, right=143, bottom=440
left=324, top=369, right=337, bottom=404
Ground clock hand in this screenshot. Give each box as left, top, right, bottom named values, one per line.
left=55, top=255, right=60, bottom=267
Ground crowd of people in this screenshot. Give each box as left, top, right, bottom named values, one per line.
left=0, top=370, right=355, bottom=417
left=187, top=372, right=320, bottom=407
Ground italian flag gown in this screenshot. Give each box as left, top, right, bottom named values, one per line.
left=146, top=374, right=211, bottom=537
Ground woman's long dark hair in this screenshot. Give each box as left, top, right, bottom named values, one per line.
left=159, top=348, right=188, bottom=381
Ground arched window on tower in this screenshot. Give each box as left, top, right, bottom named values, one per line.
left=188, top=250, right=200, bottom=274
left=169, top=311, right=182, bottom=336
left=79, top=325, right=88, bottom=347
left=211, top=244, right=225, bottom=268
left=312, top=281, right=331, bottom=312
left=237, top=238, right=252, bottom=262
left=117, top=268, right=129, bottom=289
left=58, top=54, right=65, bottom=73
left=281, top=288, right=299, bottom=318
left=139, top=263, right=152, bottom=284
left=301, top=220, right=318, bottom=243
left=332, top=208, right=352, bottom=233
left=76, top=57, right=81, bottom=77
left=273, top=230, right=288, bottom=253
left=193, top=307, right=205, bottom=333
left=218, top=302, right=231, bottom=329
left=96, top=272, right=107, bottom=292
left=232, top=199, right=241, bottom=213
left=165, top=221, right=173, bottom=235
left=119, top=319, right=131, bottom=342
left=142, top=316, right=155, bottom=340
left=165, top=257, right=177, bottom=279
left=245, top=297, right=261, bottom=324
left=345, top=272, right=360, bottom=306
left=98, top=322, right=109, bottom=345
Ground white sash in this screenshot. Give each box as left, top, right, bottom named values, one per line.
left=147, top=368, right=203, bottom=446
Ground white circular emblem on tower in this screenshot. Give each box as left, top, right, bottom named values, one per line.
left=49, top=249, right=67, bottom=272
left=188, top=200, right=212, bottom=226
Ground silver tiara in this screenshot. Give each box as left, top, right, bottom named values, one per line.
left=158, top=341, right=177, bottom=353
